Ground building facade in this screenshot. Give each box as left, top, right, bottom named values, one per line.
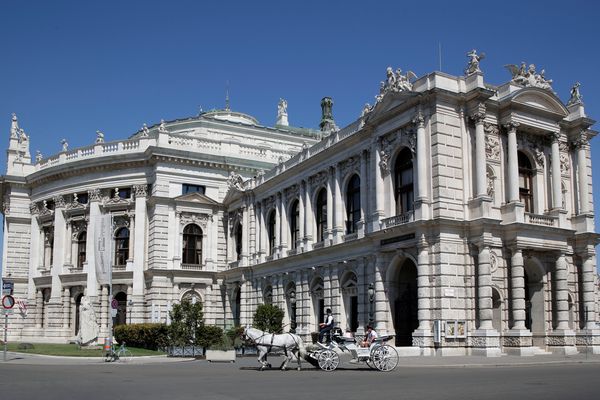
left=2, top=58, right=600, bottom=356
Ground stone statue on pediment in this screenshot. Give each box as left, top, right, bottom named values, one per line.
left=35, top=150, right=43, bottom=162
left=465, top=49, right=485, bottom=75
left=504, top=62, right=553, bottom=90
left=158, top=119, right=167, bottom=133
left=140, top=123, right=149, bottom=137
left=567, top=82, right=583, bottom=106
left=61, top=139, right=69, bottom=152
left=376, top=67, right=417, bottom=103
left=227, top=171, right=245, bottom=191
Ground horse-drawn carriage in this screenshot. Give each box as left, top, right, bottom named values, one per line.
left=242, top=326, right=399, bottom=372
left=306, top=329, right=399, bottom=372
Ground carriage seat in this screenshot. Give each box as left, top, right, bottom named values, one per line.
left=372, top=334, right=394, bottom=343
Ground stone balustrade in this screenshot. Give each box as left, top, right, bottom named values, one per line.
left=381, top=211, right=415, bottom=228
left=525, top=212, right=557, bottom=227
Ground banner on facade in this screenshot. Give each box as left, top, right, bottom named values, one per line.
left=95, top=213, right=113, bottom=285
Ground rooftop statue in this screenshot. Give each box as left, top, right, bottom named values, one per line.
left=504, top=62, right=553, bottom=90
left=567, top=82, right=584, bottom=106
left=140, top=123, right=150, bottom=137
left=35, top=150, right=42, bottom=162
left=465, top=49, right=485, bottom=75
left=61, top=139, right=69, bottom=152
left=227, top=171, right=245, bottom=191
left=158, top=119, right=167, bottom=133
left=95, top=130, right=105, bottom=144
left=278, top=98, right=288, bottom=115
left=376, top=67, right=417, bottom=103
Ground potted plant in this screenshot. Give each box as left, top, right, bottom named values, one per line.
left=205, top=334, right=236, bottom=363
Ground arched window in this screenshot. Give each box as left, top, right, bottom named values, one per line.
left=518, top=151, right=534, bottom=213
left=267, top=210, right=276, bottom=255
left=182, top=290, right=202, bottom=304
left=316, top=188, right=327, bottom=242
left=235, top=222, right=243, bottom=260
left=182, top=224, right=203, bottom=265
left=263, top=286, right=273, bottom=305
left=77, top=231, right=87, bottom=269
left=394, top=148, right=414, bottom=215
left=345, top=174, right=361, bottom=234
left=290, top=200, right=300, bottom=250
left=114, top=227, right=129, bottom=266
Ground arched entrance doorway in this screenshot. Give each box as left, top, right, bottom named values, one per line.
left=114, top=292, right=127, bottom=326
left=74, top=293, right=83, bottom=335
left=389, top=258, right=418, bottom=346
left=524, top=259, right=545, bottom=347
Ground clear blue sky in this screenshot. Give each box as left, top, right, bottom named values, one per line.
left=1, top=0, right=599, bottom=271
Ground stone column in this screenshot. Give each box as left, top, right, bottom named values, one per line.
left=275, top=193, right=281, bottom=255
left=373, top=256, right=387, bottom=334
left=304, top=183, right=313, bottom=248
left=359, top=150, right=368, bottom=236
left=416, top=240, right=431, bottom=331
left=581, top=254, right=597, bottom=329
left=575, top=132, right=590, bottom=213
left=86, top=188, right=101, bottom=298
left=28, top=213, right=41, bottom=296
left=333, top=164, right=343, bottom=243
left=415, top=112, right=429, bottom=200
left=472, top=110, right=487, bottom=198
left=65, top=221, right=73, bottom=266
left=279, top=192, right=287, bottom=252
left=258, top=201, right=266, bottom=261
left=370, top=139, right=384, bottom=231
left=35, top=289, right=43, bottom=328
left=554, top=254, right=570, bottom=331
left=506, top=122, right=520, bottom=202
left=128, top=214, right=135, bottom=262
left=51, top=195, right=67, bottom=299
left=550, top=132, right=562, bottom=210
left=326, top=168, right=334, bottom=243
left=100, top=285, right=108, bottom=336
left=241, top=204, right=249, bottom=265
left=477, top=245, right=494, bottom=329
left=132, top=185, right=147, bottom=303
left=510, top=249, right=526, bottom=330
left=62, top=287, right=70, bottom=329
left=298, top=182, right=305, bottom=250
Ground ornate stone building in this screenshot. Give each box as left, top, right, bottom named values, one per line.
left=2, top=56, right=599, bottom=355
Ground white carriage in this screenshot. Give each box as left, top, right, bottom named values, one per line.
left=307, top=330, right=399, bottom=372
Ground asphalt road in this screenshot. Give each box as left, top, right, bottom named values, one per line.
left=1, top=357, right=599, bottom=400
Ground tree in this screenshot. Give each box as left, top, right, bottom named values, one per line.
left=169, top=300, right=204, bottom=346
left=253, top=304, right=284, bottom=333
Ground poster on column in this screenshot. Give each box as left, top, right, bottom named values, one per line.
left=95, top=212, right=113, bottom=284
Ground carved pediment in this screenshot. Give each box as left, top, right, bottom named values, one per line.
left=175, top=192, right=219, bottom=205
left=510, top=88, right=568, bottom=117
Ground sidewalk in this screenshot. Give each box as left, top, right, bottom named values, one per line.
left=2, top=350, right=600, bottom=367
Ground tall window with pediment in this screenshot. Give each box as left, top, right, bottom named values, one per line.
left=316, top=188, right=327, bottom=242
left=518, top=151, right=535, bottom=213
left=263, top=286, right=273, bottom=305
left=345, top=174, right=361, bottom=234
left=77, top=231, right=87, bottom=269
left=267, top=210, right=276, bottom=255
left=235, top=222, right=243, bottom=260
left=182, top=224, right=203, bottom=265
left=394, top=148, right=414, bottom=215
left=290, top=200, right=300, bottom=250
left=114, top=227, right=129, bottom=266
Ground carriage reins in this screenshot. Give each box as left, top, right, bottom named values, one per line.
left=244, top=329, right=302, bottom=357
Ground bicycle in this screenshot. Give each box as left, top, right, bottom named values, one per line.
left=105, top=341, right=133, bottom=363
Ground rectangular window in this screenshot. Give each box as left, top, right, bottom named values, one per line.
left=118, top=188, right=131, bottom=199
left=77, top=193, right=89, bottom=204
left=182, top=184, right=206, bottom=195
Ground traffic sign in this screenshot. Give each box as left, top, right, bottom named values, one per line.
left=111, top=299, right=119, bottom=309
left=2, top=281, right=13, bottom=296
left=2, top=295, right=15, bottom=309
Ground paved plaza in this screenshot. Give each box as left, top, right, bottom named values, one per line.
left=1, top=353, right=600, bottom=400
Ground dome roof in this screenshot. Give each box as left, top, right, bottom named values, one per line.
left=201, top=110, right=259, bottom=126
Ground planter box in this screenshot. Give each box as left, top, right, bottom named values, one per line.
left=205, top=349, right=236, bottom=363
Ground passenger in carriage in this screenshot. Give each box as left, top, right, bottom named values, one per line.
left=361, top=325, right=378, bottom=347
left=318, top=308, right=334, bottom=343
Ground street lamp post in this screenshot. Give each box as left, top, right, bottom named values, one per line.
left=289, top=290, right=297, bottom=333
left=128, top=299, right=133, bottom=325
left=367, top=283, right=375, bottom=326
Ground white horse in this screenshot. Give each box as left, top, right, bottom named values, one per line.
left=243, top=326, right=306, bottom=371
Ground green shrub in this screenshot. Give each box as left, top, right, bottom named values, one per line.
left=196, top=325, right=224, bottom=348
left=226, top=326, right=244, bottom=348
left=208, top=334, right=234, bottom=351
left=114, top=323, right=169, bottom=350
left=169, top=300, right=204, bottom=346
left=18, top=342, right=35, bottom=350
left=252, top=304, right=284, bottom=333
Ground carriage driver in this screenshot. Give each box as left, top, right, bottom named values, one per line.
left=318, top=308, right=334, bottom=343
left=361, top=325, right=378, bottom=347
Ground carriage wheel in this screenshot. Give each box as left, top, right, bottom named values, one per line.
left=365, top=359, right=376, bottom=370
left=317, top=350, right=339, bottom=371
left=370, top=344, right=399, bottom=372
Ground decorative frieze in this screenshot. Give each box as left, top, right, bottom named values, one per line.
left=88, top=188, right=102, bottom=202
left=340, top=155, right=360, bottom=178
left=180, top=212, right=211, bottom=229
left=309, top=171, right=328, bottom=190
left=284, top=184, right=300, bottom=203
left=53, top=195, right=66, bottom=209
left=133, top=184, right=148, bottom=198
